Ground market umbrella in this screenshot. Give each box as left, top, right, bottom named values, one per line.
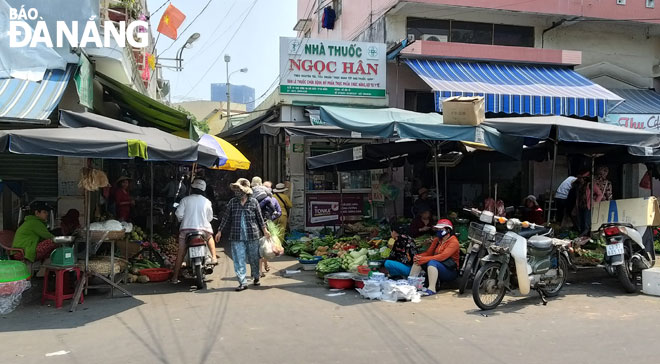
left=197, top=134, right=251, bottom=171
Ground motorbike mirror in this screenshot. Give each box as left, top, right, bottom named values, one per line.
left=173, top=203, right=180, bottom=208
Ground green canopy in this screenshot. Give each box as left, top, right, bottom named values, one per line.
left=96, top=72, right=190, bottom=132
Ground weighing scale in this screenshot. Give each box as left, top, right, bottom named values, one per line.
left=50, top=236, right=76, bottom=266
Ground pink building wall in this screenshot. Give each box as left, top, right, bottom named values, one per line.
left=299, top=0, right=660, bottom=40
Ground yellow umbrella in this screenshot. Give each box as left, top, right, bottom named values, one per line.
left=198, top=134, right=250, bottom=170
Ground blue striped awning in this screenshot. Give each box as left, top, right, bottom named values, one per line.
left=608, top=89, right=660, bottom=114
left=405, top=59, right=623, bottom=118
left=0, top=66, right=74, bottom=123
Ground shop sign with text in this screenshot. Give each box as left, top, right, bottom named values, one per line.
left=602, top=114, right=660, bottom=132
left=279, top=37, right=386, bottom=98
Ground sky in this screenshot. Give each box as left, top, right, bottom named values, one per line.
left=146, top=0, right=297, bottom=105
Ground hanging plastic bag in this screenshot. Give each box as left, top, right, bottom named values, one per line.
left=259, top=237, right=276, bottom=259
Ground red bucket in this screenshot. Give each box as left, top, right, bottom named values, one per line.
left=139, top=268, right=172, bottom=282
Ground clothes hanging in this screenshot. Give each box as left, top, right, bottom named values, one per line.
left=322, top=7, right=336, bottom=30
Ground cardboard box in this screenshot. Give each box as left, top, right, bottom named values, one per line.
left=442, top=96, right=485, bottom=126
left=591, top=197, right=660, bottom=231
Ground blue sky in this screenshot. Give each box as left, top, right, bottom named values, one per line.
left=146, top=0, right=297, bottom=104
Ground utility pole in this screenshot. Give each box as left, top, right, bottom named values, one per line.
left=224, top=54, right=231, bottom=125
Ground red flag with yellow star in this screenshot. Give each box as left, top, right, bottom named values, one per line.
left=157, top=4, right=186, bottom=40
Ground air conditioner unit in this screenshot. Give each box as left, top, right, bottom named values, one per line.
left=647, top=0, right=655, bottom=8
left=407, top=33, right=415, bottom=42
left=421, top=34, right=447, bottom=42
left=616, top=0, right=626, bottom=5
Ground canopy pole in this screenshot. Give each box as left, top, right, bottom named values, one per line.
left=433, top=142, right=440, bottom=218
left=444, top=166, right=448, bottom=216
left=488, top=163, right=492, bottom=198
left=150, top=163, right=154, bottom=244
left=548, top=140, right=558, bottom=223
left=590, top=156, right=595, bottom=233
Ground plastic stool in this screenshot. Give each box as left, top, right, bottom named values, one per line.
left=41, top=265, right=83, bottom=309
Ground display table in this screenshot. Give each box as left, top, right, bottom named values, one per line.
left=70, top=232, right=132, bottom=312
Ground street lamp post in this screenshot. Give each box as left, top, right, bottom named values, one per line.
left=224, top=54, right=247, bottom=125
left=158, top=33, right=200, bottom=71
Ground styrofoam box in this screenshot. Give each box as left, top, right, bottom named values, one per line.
left=642, top=267, right=660, bottom=296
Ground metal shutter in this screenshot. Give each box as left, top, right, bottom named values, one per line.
left=0, top=154, right=58, bottom=199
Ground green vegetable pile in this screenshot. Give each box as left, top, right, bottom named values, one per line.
left=340, top=248, right=368, bottom=271
left=316, top=257, right=342, bottom=274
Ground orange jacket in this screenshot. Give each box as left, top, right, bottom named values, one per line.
left=419, top=235, right=460, bottom=267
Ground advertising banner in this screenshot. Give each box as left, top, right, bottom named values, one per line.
left=279, top=37, right=386, bottom=98
left=307, top=194, right=364, bottom=226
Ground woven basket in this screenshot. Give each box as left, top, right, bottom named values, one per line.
left=79, top=257, right=128, bottom=275
left=80, top=230, right=126, bottom=242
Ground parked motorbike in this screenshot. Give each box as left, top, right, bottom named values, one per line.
left=182, top=231, right=214, bottom=289
left=600, top=223, right=656, bottom=293
left=457, top=209, right=498, bottom=294
left=471, top=217, right=569, bottom=310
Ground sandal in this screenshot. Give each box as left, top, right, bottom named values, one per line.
left=421, top=289, right=436, bottom=297
left=265, top=265, right=271, bottom=272
left=235, top=285, right=247, bottom=292
left=170, top=279, right=180, bottom=284
left=260, top=272, right=266, bottom=278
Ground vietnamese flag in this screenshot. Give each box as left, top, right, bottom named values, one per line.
left=157, top=4, right=186, bottom=40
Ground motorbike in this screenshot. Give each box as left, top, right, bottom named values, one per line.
left=457, top=209, right=498, bottom=294
left=600, top=223, right=656, bottom=293
left=182, top=231, right=215, bottom=290
left=471, top=217, right=569, bottom=310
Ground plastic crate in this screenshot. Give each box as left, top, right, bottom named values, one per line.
left=301, top=263, right=318, bottom=271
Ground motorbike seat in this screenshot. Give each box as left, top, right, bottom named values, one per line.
left=518, top=226, right=550, bottom=239
left=527, top=235, right=553, bottom=250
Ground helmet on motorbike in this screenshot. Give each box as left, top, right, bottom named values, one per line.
left=433, top=219, right=453, bottom=231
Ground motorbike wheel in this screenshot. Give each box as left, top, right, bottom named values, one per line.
left=458, top=253, right=476, bottom=294
left=194, top=265, right=207, bottom=290
left=542, top=256, right=568, bottom=297
left=472, top=262, right=506, bottom=311
left=616, top=264, right=637, bottom=293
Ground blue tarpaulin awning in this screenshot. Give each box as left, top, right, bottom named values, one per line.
left=319, top=106, right=524, bottom=158
left=608, top=89, right=660, bottom=114
left=0, top=66, right=74, bottom=123
left=404, top=59, right=623, bottom=118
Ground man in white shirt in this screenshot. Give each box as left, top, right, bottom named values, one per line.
left=172, top=179, right=217, bottom=283
left=555, top=176, right=577, bottom=224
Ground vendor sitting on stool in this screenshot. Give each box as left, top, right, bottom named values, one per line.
left=409, top=219, right=460, bottom=297
left=383, top=225, right=418, bottom=279
left=12, top=202, right=56, bottom=262
left=409, top=208, right=434, bottom=238
left=521, top=195, right=545, bottom=226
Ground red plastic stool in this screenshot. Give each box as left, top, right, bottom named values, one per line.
left=41, top=265, right=83, bottom=309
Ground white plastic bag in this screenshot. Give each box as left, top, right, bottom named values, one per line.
left=259, top=237, right=276, bottom=259
left=0, top=280, right=31, bottom=315
left=356, top=280, right=383, bottom=300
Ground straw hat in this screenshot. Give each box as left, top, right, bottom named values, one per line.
left=231, top=178, right=253, bottom=195
left=251, top=176, right=263, bottom=187
left=273, top=183, right=288, bottom=193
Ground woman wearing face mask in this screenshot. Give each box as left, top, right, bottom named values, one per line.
left=409, top=219, right=460, bottom=296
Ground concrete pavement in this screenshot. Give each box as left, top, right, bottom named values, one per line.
left=2, top=247, right=660, bottom=364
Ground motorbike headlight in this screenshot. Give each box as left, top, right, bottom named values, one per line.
left=506, top=219, right=516, bottom=230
